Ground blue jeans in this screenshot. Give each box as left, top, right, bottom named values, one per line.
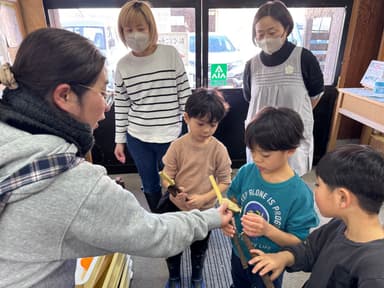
left=125, top=132, right=170, bottom=196
left=231, top=250, right=284, bottom=288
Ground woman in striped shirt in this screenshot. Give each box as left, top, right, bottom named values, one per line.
left=114, top=1, right=191, bottom=212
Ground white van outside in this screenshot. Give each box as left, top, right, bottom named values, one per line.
left=61, top=19, right=121, bottom=88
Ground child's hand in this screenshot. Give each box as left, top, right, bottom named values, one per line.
left=241, top=212, right=270, bottom=237
left=248, top=249, right=294, bottom=281
left=217, top=201, right=233, bottom=229
left=170, top=189, right=189, bottom=210
left=221, top=218, right=235, bottom=237
left=174, top=186, right=187, bottom=200
left=185, top=194, right=206, bottom=210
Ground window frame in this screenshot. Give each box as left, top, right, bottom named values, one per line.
left=202, top=0, right=353, bottom=87
left=44, top=0, right=203, bottom=87
left=43, top=0, right=353, bottom=88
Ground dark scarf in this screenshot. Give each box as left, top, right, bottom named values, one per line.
left=0, top=86, right=94, bottom=156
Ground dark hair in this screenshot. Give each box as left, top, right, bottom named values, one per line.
left=245, top=106, right=304, bottom=151
left=185, top=88, right=229, bottom=123
left=252, top=0, right=294, bottom=45
left=316, top=144, right=384, bottom=214
left=12, top=28, right=106, bottom=100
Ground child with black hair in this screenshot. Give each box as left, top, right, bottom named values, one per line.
left=160, top=88, right=232, bottom=288
left=223, top=106, right=319, bottom=288
left=250, top=144, right=384, bottom=288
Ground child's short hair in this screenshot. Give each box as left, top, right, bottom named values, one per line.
left=245, top=106, right=304, bottom=151
left=316, top=144, right=384, bottom=214
left=185, top=88, right=229, bottom=123
left=118, top=1, right=158, bottom=46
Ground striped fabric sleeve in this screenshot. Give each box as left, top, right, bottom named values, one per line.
left=175, top=52, right=191, bottom=112
left=114, top=69, right=129, bottom=144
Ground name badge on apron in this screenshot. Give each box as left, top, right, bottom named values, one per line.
left=285, top=65, right=294, bottom=75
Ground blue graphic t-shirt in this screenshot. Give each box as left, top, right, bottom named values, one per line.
left=227, top=163, right=319, bottom=259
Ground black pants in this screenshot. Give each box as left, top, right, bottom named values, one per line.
left=166, top=231, right=211, bottom=281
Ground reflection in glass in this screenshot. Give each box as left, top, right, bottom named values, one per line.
left=49, top=7, right=196, bottom=88
left=209, top=7, right=346, bottom=87
left=48, top=6, right=345, bottom=89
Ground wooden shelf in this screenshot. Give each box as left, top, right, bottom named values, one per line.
left=328, top=88, right=384, bottom=151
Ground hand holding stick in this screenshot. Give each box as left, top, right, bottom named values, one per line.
left=209, top=176, right=248, bottom=268
left=241, top=232, right=275, bottom=288
left=159, top=171, right=181, bottom=197
left=209, top=175, right=241, bottom=212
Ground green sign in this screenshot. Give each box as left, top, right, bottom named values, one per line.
left=210, top=63, right=227, bottom=87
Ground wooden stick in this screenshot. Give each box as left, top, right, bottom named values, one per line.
left=241, top=233, right=275, bottom=288
left=233, top=232, right=249, bottom=269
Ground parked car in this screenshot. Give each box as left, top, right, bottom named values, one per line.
left=61, top=19, right=121, bottom=89
left=188, top=33, right=244, bottom=88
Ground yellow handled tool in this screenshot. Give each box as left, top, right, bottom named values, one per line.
left=209, top=175, right=241, bottom=213
left=159, top=171, right=181, bottom=196
left=159, top=171, right=175, bottom=186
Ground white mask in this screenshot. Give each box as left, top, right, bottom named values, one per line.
left=125, top=32, right=149, bottom=52
left=256, top=37, right=284, bottom=55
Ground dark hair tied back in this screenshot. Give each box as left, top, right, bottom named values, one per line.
left=11, top=28, right=106, bottom=100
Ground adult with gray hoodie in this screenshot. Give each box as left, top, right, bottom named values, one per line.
left=0, top=27, right=233, bottom=288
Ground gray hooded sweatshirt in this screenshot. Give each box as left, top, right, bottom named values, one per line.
left=0, top=122, right=221, bottom=288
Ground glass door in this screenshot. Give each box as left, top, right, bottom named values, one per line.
left=43, top=0, right=353, bottom=171
left=201, top=0, right=353, bottom=167
left=44, top=0, right=352, bottom=88
left=45, top=0, right=202, bottom=89
left=203, top=0, right=351, bottom=88
left=44, top=0, right=203, bottom=172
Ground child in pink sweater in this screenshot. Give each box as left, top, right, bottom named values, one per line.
left=161, top=88, right=232, bottom=288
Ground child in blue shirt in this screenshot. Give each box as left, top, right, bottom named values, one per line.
left=223, top=106, right=319, bottom=288
left=250, top=144, right=384, bottom=288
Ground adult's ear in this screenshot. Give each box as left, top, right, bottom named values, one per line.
left=52, top=83, right=78, bottom=113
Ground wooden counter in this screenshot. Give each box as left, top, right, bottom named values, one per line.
left=327, top=88, right=384, bottom=151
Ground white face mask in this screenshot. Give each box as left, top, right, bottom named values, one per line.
left=256, top=36, right=285, bottom=55
left=125, top=32, right=150, bottom=52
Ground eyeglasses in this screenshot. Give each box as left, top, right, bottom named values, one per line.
left=76, top=84, right=115, bottom=108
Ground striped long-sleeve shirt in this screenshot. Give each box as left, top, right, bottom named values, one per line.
left=114, top=44, right=191, bottom=144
